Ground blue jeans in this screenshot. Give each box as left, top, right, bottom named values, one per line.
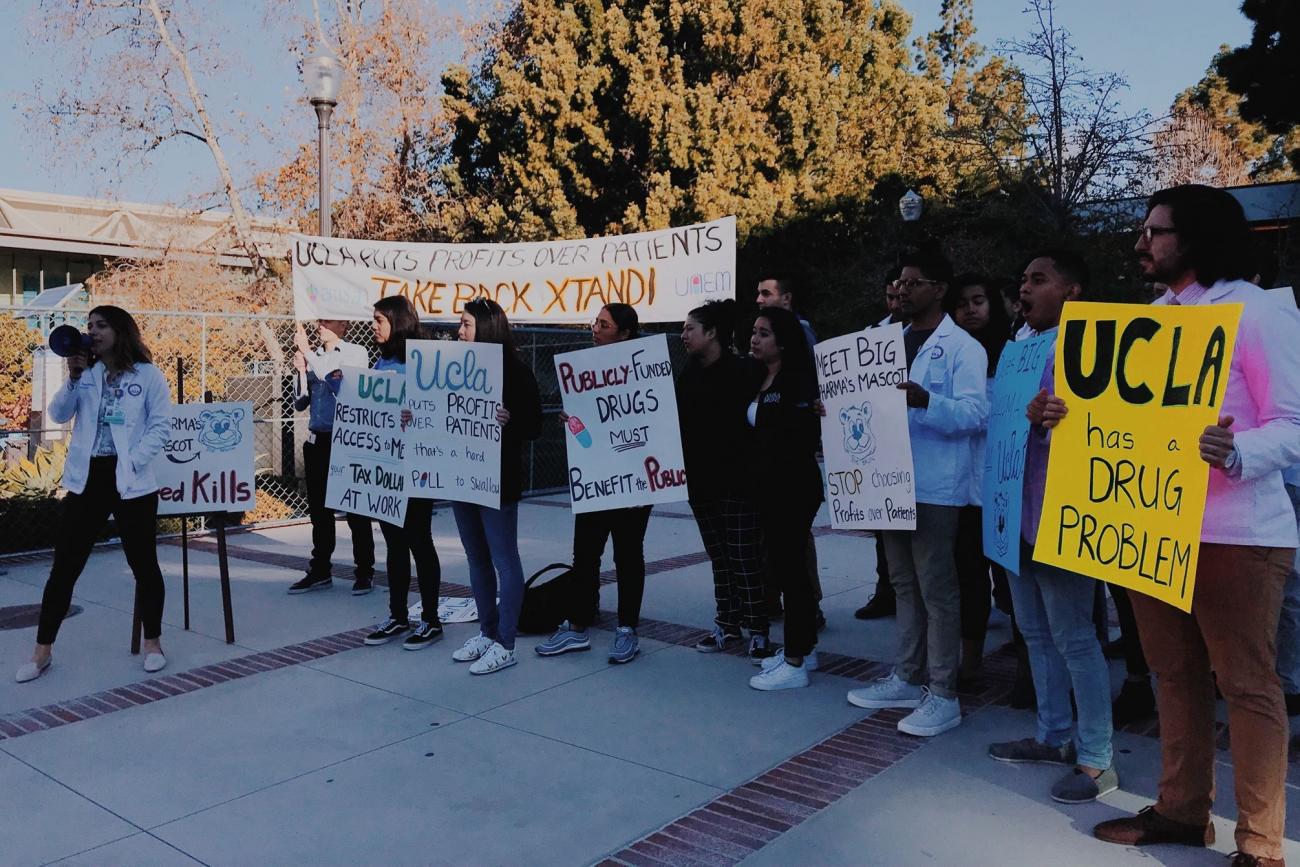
left=1009, top=540, right=1114, bottom=769
left=1277, top=484, right=1300, bottom=693
left=452, top=501, right=525, bottom=651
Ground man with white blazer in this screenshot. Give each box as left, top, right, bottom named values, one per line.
left=847, top=249, right=989, bottom=737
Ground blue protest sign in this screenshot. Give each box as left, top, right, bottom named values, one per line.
left=982, top=334, right=1053, bottom=573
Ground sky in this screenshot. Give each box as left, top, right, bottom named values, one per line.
left=0, top=0, right=1254, bottom=210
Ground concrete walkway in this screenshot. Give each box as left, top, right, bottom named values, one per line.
left=1, top=496, right=1297, bottom=866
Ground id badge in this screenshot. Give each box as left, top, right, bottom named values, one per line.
left=105, top=406, right=126, bottom=425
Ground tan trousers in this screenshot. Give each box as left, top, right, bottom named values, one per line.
left=1129, top=543, right=1294, bottom=859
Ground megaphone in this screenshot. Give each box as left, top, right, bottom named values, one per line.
left=49, top=324, right=92, bottom=358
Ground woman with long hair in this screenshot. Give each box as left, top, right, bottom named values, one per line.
left=448, top=298, right=543, bottom=674
left=362, top=295, right=445, bottom=650
left=945, top=274, right=1012, bottom=687
left=537, top=303, right=652, bottom=664
left=17, top=306, right=172, bottom=682
left=744, top=306, right=824, bottom=690
left=677, top=300, right=769, bottom=658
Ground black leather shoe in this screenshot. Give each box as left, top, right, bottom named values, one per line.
left=854, top=593, right=896, bottom=620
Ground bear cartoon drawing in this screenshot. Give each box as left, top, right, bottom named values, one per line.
left=992, top=489, right=1011, bottom=558
left=839, top=402, right=877, bottom=465
left=198, top=408, right=245, bottom=453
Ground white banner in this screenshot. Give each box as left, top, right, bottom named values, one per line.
left=156, top=402, right=255, bottom=515
left=815, top=324, right=916, bottom=530
left=555, top=334, right=687, bottom=513
left=291, top=217, right=736, bottom=324
left=404, top=340, right=504, bottom=509
left=325, top=367, right=408, bottom=523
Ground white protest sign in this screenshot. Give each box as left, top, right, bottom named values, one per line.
left=156, top=401, right=255, bottom=515
left=325, top=367, right=408, bottom=523
left=291, top=217, right=736, bottom=324
left=554, top=334, right=687, bottom=513
left=815, top=323, right=916, bottom=530
left=404, top=340, right=504, bottom=509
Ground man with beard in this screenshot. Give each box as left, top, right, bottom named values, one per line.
left=1043, top=186, right=1299, bottom=866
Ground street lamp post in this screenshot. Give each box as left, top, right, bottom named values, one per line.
left=303, top=53, right=342, bottom=237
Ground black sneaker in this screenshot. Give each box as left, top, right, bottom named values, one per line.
left=352, top=575, right=374, bottom=596
left=1113, top=677, right=1157, bottom=726
left=402, top=620, right=443, bottom=650
left=364, top=618, right=411, bottom=646
left=288, top=574, right=332, bottom=594
left=749, top=634, right=779, bottom=665
left=695, top=627, right=742, bottom=653
left=854, top=593, right=895, bottom=620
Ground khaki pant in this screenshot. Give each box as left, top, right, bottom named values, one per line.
left=883, top=503, right=962, bottom=698
left=1129, top=544, right=1294, bottom=859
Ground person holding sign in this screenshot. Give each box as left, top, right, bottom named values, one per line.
left=1087, top=187, right=1300, bottom=865
left=17, top=307, right=172, bottom=683
left=983, top=251, right=1120, bottom=805
left=744, top=307, right=824, bottom=690
left=448, top=299, right=543, bottom=675
left=356, top=297, right=445, bottom=650
left=677, top=300, right=769, bottom=656
left=288, top=319, right=376, bottom=596
left=537, top=304, right=653, bottom=664
left=845, top=250, right=988, bottom=737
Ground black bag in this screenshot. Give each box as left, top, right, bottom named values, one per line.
left=516, top=562, right=574, bottom=635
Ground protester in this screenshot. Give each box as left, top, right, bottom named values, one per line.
left=17, top=306, right=172, bottom=683
left=678, top=300, right=768, bottom=655
left=745, top=307, right=824, bottom=690
left=945, top=273, right=1011, bottom=687
left=1108, top=584, right=1156, bottom=725
left=1083, top=186, right=1300, bottom=866
left=1281, top=465, right=1300, bottom=716
left=359, top=296, right=444, bottom=650
left=983, top=251, right=1119, bottom=805
left=448, top=298, right=543, bottom=675
left=856, top=272, right=907, bottom=621
left=755, top=274, right=826, bottom=630
left=288, top=319, right=376, bottom=596
left=999, top=281, right=1024, bottom=336
left=846, top=249, right=988, bottom=737
left=537, top=303, right=652, bottom=664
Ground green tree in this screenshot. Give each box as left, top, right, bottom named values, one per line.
left=439, top=0, right=958, bottom=243
left=1216, top=0, right=1300, bottom=174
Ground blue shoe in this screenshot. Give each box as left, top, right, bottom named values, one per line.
left=608, top=627, right=639, bottom=664
left=535, top=622, right=591, bottom=657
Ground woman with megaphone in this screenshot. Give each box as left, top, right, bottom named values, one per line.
left=16, top=306, right=172, bottom=683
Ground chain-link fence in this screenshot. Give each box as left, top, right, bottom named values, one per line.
left=0, top=308, right=685, bottom=554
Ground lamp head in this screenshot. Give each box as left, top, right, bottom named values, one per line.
left=304, top=52, right=342, bottom=106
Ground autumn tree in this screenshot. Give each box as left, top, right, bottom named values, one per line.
left=1216, top=0, right=1300, bottom=174
left=439, top=0, right=958, bottom=243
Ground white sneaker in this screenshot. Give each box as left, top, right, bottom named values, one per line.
left=452, top=633, right=495, bottom=663
left=468, top=641, right=517, bottom=675
left=761, top=649, right=819, bottom=673
left=15, top=658, right=51, bottom=683
left=896, top=689, right=962, bottom=737
left=846, top=671, right=924, bottom=709
left=749, top=660, right=810, bottom=691
left=144, top=653, right=167, bottom=673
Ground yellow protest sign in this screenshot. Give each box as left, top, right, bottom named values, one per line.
left=1032, top=301, right=1242, bottom=612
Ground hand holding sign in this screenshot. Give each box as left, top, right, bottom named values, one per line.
left=1198, top=415, right=1235, bottom=467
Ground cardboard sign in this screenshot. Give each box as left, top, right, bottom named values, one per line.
left=981, top=334, right=1054, bottom=573
left=156, top=401, right=255, bottom=515
left=1033, top=301, right=1242, bottom=611
left=554, top=334, right=687, bottom=513
left=404, top=340, right=505, bottom=509
left=815, top=323, right=916, bottom=530
left=325, top=367, right=408, bottom=523
left=292, top=217, right=736, bottom=324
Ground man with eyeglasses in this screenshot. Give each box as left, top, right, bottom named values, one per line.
left=846, top=249, right=989, bottom=738
left=1051, top=185, right=1300, bottom=867
left=857, top=269, right=910, bottom=620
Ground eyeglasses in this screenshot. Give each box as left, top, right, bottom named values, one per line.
left=894, top=278, right=941, bottom=291
left=1138, top=225, right=1177, bottom=242
left=591, top=319, right=614, bottom=332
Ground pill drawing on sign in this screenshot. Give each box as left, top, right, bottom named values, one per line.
left=567, top=415, right=593, bottom=448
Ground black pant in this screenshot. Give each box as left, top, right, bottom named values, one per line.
left=39, top=457, right=165, bottom=644
left=692, top=498, right=767, bottom=634
left=1109, top=585, right=1150, bottom=677
left=759, top=499, right=820, bottom=658
left=873, top=533, right=895, bottom=602
left=380, top=497, right=441, bottom=623
left=955, top=505, right=1004, bottom=644
left=568, top=505, right=652, bottom=629
left=304, top=437, right=375, bottom=578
